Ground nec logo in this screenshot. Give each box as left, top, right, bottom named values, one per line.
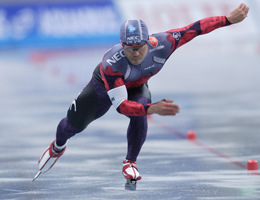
left=127, top=36, right=140, bottom=41
left=106, top=50, right=125, bottom=65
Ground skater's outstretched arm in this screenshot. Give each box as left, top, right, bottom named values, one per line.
left=165, top=3, right=249, bottom=54
left=226, top=3, right=249, bottom=24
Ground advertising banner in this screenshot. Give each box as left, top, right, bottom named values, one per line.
left=0, top=1, right=121, bottom=49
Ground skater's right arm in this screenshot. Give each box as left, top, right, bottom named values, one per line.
left=100, top=63, right=149, bottom=116
left=100, top=63, right=180, bottom=117
left=147, top=99, right=180, bottom=116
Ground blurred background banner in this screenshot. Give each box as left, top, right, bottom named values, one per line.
left=0, top=0, right=121, bottom=49
left=0, top=0, right=258, bottom=55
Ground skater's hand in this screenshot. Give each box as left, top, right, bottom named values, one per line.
left=147, top=99, right=180, bottom=116
left=226, top=3, right=249, bottom=24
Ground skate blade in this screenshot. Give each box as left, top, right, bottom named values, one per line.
left=125, top=179, right=137, bottom=190
left=32, top=171, right=42, bottom=182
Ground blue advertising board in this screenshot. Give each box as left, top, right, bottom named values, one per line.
left=0, top=1, right=121, bottom=49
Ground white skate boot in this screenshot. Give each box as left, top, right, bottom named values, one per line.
left=32, top=140, right=67, bottom=181
left=122, top=160, right=142, bottom=190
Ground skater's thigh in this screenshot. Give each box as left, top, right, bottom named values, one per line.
left=127, top=82, right=151, bottom=104
left=67, top=78, right=111, bottom=130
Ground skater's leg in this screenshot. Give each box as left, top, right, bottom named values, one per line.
left=126, top=82, right=151, bottom=161
left=126, top=97, right=150, bottom=161
left=56, top=77, right=112, bottom=147
left=36, top=77, right=111, bottom=177
left=122, top=83, right=151, bottom=182
left=55, top=117, right=82, bottom=147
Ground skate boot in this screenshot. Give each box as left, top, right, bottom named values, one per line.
left=32, top=140, right=67, bottom=181
left=122, top=160, right=141, bottom=190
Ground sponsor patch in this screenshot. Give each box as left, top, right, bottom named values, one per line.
left=128, top=25, right=137, bottom=33
left=149, top=37, right=158, bottom=47
left=172, top=32, right=181, bottom=40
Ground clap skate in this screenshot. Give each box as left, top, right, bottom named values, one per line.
left=32, top=140, right=67, bottom=181
left=122, top=160, right=142, bottom=190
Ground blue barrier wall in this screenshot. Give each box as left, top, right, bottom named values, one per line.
left=0, top=1, right=121, bottom=49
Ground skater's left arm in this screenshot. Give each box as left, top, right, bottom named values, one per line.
left=226, top=3, right=249, bottom=24
left=166, top=16, right=230, bottom=53
left=166, top=3, right=249, bottom=54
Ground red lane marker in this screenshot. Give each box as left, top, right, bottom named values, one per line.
left=193, top=140, right=247, bottom=169
left=149, top=118, right=247, bottom=169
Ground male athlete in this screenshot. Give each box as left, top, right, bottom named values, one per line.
left=34, top=3, right=249, bottom=186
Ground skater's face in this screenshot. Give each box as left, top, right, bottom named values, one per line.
left=123, top=43, right=148, bottom=65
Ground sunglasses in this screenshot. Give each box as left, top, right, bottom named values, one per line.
left=121, top=42, right=148, bottom=52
